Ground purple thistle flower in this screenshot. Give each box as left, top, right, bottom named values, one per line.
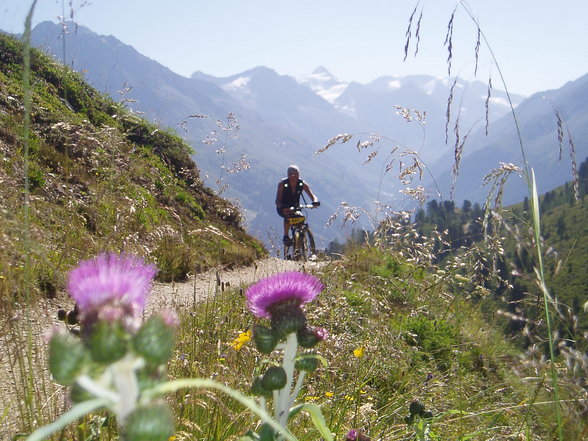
left=67, top=253, right=157, bottom=319
left=158, top=308, right=180, bottom=329
left=345, top=429, right=370, bottom=441
left=245, top=271, right=323, bottom=319
left=346, top=430, right=358, bottom=441
left=315, top=327, right=328, bottom=341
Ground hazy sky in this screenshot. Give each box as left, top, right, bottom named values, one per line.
left=1, top=0, right=587, bottom=96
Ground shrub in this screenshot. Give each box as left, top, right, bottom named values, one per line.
left=152, top=236, right=193, bottom=282
left=403, top=315, right=458, bottom=371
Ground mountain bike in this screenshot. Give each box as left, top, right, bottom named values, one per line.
left=284, top=204, right=317, bottom=261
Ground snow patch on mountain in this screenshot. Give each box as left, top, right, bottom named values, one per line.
left=223, top=76, right=251, bottom=91
left=489, top=96, right=510, bottom=107
left=423, top=79, right=438, bottom=95
left=297, top=66, right=348, bottom=104
left=387, top=79, right=402, bottom=90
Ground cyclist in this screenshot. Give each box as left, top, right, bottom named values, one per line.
left=275, top=165, right=320, bottom=246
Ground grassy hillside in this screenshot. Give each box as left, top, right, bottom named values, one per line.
left=409, top=166, right=588, bottom=351
left=497, top=178, right=588, bottom=348
left=2, top=29, right=586, bottom=441
left=54, top=246, right=583, bottom=440
left=0, top=32, right=265, bottom=307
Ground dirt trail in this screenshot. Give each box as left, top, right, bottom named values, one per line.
left=0, top=257, right=322, bottom=438
left=146, top=257, right=320, bottom=314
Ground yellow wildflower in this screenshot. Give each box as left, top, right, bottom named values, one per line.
left=344, top=395, right=355, bottom=401
left=325, top=391, right=334, bottom=397
left=231, top=329, right=252, bottom=350
left=353, top=346, right=365, bottom=358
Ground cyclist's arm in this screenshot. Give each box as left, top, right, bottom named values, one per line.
left=275, top=182, right=284, bottom=208
left=303, top=182, right=319, bottom=203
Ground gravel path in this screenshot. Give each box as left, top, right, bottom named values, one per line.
left=0, top=257, right=322, bottom=438
left=146, top=257, right=320, bottom=314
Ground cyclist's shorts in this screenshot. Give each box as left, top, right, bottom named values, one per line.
left=276, top=206, right=286, bottom=218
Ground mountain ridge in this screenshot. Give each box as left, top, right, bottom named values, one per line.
left=26, top=20, right=586, bottom=248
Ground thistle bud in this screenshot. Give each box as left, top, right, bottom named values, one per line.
left=409, top=400, right=426, bottom=417
left=295, top=353, right=319, bottom=373
left=132, top=315, right=175, bottom=366
left=297, top=326, right=327, bottom=348
left=85, top=320, right=128, bottom=364
left=252, top=325, right=278, bottom=354
left=49, top=330, right=87, bottom=385
left=249, top=375, right=272, bottom=398
left=122, top=404, right=174, bottom=441
left=66, top=309, right=79, bottom=325
left=261, top=366, right=287, bottom=391
left=258, top=423, right=275, bottom=440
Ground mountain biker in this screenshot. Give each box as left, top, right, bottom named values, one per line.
left=275, top=165, right=320, bottom=246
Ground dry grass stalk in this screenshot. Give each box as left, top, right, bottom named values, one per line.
left=482, top=162, right=523, bottom=214
left=556, top=111, right=565, bottom=161
left=444, top=7, right=456, bottom=76
left=403, top=3, right=419, bottom=61
left=474, top=26, right=481, bottom=76
left=317, top=133, right=353, bottom=154
left=177, top=114, right=209, bottom=134
left=225, top=153, right=250, bottom=174
left=566, top=127, right=579, bottom=200
left=546, top=100, right=579, bottom=200
left=484, top=76, right=492, bottom=135
left=414, top=9, right=423, bottom=57
left=451, top=124, right=476, bottom=198
left=445, top=78, right=458, bottom=144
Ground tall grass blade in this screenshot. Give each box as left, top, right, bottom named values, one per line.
left=530, top=169, right=563, bottom=440
left=144, top=378, right=298, bottom=441
left=25, top=398, right=110, bottom=441
left=288, top=403, right=333, bottom=441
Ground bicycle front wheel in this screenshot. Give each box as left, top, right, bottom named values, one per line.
left=302, top=227, right=316, bottom=260
left=294, top=229, right=305, bottom=261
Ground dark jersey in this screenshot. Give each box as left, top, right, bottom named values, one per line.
left=279, top=178, right=304, bottom=208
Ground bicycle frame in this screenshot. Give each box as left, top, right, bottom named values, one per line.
left=284, top=205, right=316, bottom=261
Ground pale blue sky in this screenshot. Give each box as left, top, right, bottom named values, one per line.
left=1, top=0, right=587, bottom=96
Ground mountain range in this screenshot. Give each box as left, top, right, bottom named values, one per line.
left=24, top=21, right=587, bottom=247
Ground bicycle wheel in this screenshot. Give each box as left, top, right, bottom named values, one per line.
left=283, top=232, right=293, bottom=260
left=303, top=227, right=316, bottom=259
left=283, top=242, right=292, bottom=260
left=294, top=229, right=305, bottom=261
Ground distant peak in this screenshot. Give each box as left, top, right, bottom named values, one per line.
left=312, top=66, right=333, bottom=76
left=248, top=66, right=277, bottom=75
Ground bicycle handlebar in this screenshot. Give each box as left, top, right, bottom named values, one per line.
left=289, top=204, right=316, bottom=210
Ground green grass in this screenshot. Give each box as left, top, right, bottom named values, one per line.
left=160, top=246, right=587, bottom=440
left=0, top=31, right=266, bottom=307
left=3, top=5, right=588, bottom=440
left=0, top=28, right=265, bottom=439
